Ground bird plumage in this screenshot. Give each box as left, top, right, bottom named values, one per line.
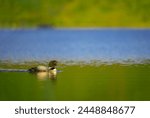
left=28, top=60, right=57, bottom=79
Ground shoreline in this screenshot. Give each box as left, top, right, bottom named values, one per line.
left=0, top=27, right=150, bottom=30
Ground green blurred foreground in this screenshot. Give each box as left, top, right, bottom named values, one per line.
left=0, top=63, right=150, bottom=100
left=0, top=0, right=150, bottom=27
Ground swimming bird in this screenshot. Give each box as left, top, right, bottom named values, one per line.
left=28, top=60, right=57, bottom=79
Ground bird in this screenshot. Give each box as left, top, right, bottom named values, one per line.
left=28, top=60, right=57, bottom=79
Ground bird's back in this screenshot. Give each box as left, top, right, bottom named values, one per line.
left=37, top=65, right=48, bottom=71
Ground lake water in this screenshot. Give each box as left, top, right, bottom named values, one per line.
left=0, top=28, right=150, bottom=61
left=0, top=28, right=150, bottom=101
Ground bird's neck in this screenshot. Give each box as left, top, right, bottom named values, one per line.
left=48, top=67, right=55, bottom=70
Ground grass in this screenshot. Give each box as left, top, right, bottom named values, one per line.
left=0, top=0, right=150, bottom=28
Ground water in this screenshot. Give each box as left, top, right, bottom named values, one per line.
left=0, top=28, right=150, bottom=61
left=0, top=64, right=150, bottom=101
left=0, top=28, right=150, bottom=101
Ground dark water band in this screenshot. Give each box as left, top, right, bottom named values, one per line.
left=0, top=69, right=62, bottom=73
left=0, top=69, right=28, bottom=72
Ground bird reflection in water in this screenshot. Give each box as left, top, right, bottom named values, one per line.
left=36, top=71, right=57, bottom=80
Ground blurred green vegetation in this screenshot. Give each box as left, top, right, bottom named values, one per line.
left=0, top=0, right=150, bottom=27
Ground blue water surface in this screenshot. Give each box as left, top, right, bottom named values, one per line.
left=0, top=28, right=150, bottom=62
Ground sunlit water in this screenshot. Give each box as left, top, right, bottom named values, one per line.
left=0, top=28, right=150, bottom=101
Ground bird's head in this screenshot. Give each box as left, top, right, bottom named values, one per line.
left=48, top=60, right=57, bottom=68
